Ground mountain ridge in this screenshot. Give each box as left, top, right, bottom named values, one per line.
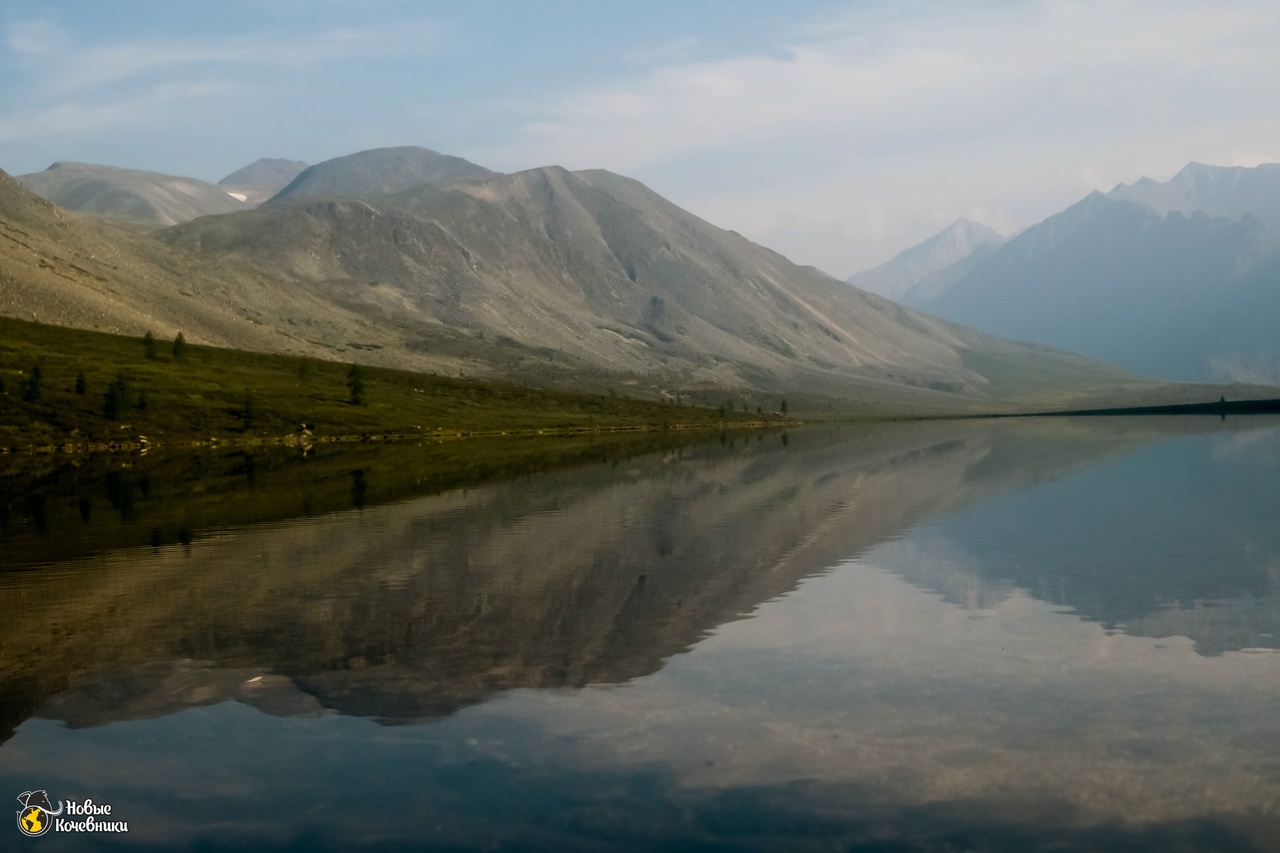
left=16, top=161, right=247, bottom=229
left=161, top=156, right=1136, bottom=404
left=269, top=146, right=499, bottom=203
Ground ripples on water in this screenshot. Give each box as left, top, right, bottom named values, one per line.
left=1, top=418, right=1279, bottom=851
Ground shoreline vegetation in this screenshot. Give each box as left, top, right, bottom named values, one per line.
left=0, top=316, right=791, bottom=456
left=4, top=315, right=1276, bottom=458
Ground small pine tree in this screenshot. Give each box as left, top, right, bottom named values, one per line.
left=718, top=402, right=727, bottom=418
left=780, top=399, right=788, bottom=414
left=103, top=381, right=124, bottom=420
left=172, top=332, right=187, bottom=360
left=20, top=364, right=42, bottom=402
left=346, top=364, right=365, bottom=405
left=75, top=370, right=87, bottom=396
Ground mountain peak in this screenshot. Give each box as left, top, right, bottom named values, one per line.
left=846, top=218, right=1005, bottom=302
left=218, top=158, right=308, bottom=190
left=269, top=146, right=498, bottom=203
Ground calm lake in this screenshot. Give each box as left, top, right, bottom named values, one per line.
left=2, top=418, right=1279, bottom=851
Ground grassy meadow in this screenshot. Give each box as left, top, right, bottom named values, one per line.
left=0, top=316, right=777, bottom=451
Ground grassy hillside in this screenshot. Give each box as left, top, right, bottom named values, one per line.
left=0, top=316, right=775, bottom=451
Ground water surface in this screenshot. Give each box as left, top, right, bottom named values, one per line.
left=2, top=419, right=1279, bottom=851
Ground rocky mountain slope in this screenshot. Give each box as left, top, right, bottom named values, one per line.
left=160, top=156, right=1134, bottom=406
left=16, top=161, right=248, bottom=229
left=848, top=218, right=1005, bottom=301
left=0, top=166, right=403, bottom=360
left=906, top=162, right=1280, bottom=382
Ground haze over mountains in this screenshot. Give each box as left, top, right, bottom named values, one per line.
left=846, top=218, right=1005, bottom=302
left=851, top=161, right=1280, bottom=383
left=0, top=145, right=1139, bottom=411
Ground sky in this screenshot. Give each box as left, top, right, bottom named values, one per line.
left=2, top=0, right=1279, bottom=277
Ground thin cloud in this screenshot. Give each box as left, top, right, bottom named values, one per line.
left=0, top=81, right=235, bottom=145
left=6, top=18, right=69, bottom=57
left=5, top=17, right=444, bottom=97
left=503, top=1, right=1279, bottom=172
left=481, top=0, right=1280, bottom=272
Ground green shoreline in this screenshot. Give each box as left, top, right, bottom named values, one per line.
left=0, top=316, right=788, bottom=454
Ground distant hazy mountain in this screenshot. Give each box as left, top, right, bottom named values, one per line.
left=218, top=158, right=308, bottom=205
left=269, top=146, right=498, bottom=203
left=219, top=158, right=308, bottom=190
left=910, top=163, right=1280, bottom=381
left=847, top=218, right=1005, bottom=301
left=17, top=162, right=247, bottom=228
left=1108, top=161, right=1280, bottom=231
left=899, top=239, right=1004, bottom=308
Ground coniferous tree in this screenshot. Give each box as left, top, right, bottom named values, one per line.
left=780, top=399, right=788, bottom=415
left=75, top=370, right=87, bottom=396
left=346, top=364, right=365, bottom=405
left=103, top=381, right=124, bottom=420
left=103, top=371, right=130, bottom=420
left=143, top=331, right=157, bottom=359
left=171, top=332, right=186, bottom=360
left=20, top=365, right=42, bottom=402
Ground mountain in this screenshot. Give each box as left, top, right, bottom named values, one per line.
left=0, top=166, right=403, bottom=359
left=16, top=161, right=247, bottom=228
left=269, top=146, right=499, bottom=203
left=161, top=159, right=1137, bottom=407
left=899, top=238, right=1004, bottom=307
left=847, top=218, right=1005, bottom=301
left=218, top=158, right=309, bottom=205
left=908, top=171, right=1280, bottom=381
left=1108, top=161, right=1280, bottom=231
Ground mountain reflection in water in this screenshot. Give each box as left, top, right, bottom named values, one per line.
left=1, top=418, right=1279, bottom=851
